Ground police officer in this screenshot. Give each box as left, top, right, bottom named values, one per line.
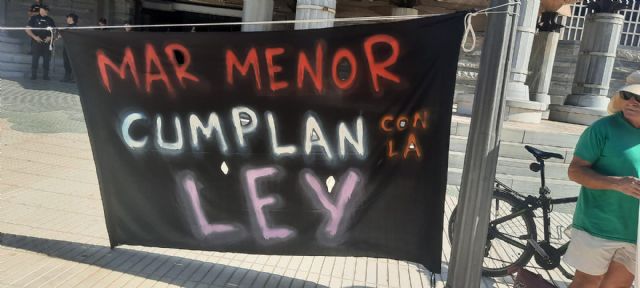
left=25, top=5, right=55, bottom=80
left=27, top=0, right=42, bottom=55
left=61, top=13, right=78, bottom=82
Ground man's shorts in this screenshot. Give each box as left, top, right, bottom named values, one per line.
left=563, top=228, right=636, bottom=276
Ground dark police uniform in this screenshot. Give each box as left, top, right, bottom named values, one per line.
left=62, top=21, right=77, bottom=82
left=28, top=13, right=55, bottom=79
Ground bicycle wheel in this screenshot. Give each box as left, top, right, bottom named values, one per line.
left=448, top=190, right=537, bottom=277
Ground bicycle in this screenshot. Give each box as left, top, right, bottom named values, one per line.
left=448, top=145, right=578, bottom=279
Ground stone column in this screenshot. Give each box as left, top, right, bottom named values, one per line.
left=294, top=0, right=336, bottom=30
left=526, top=12, right=561, bottom=119
left=242, top=0, right=274, bottom=32
left=549, top=13, right=624, bottom=125
left=503, top=0, right=547, bottom=123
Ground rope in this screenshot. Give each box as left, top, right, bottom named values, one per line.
left=461, top=1, right=521, bottom=52
left=5, top=2, right=521, bottom=53
left=47, top=26, right=54, bottom=51
left=1, top=14, right=441, bottom=31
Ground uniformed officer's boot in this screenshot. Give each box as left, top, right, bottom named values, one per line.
left=30, top=72, right=37, bottom=80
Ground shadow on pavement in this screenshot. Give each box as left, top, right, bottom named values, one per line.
left=11, top=77, right=80, bottom=95
left=0, top=233, right=328, bottom=287
left=0, top=77, right=86, bottom=133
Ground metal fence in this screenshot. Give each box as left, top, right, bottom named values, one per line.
left=559, top=0, right=640, bottom=47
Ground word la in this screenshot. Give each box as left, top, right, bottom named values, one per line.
left=379, top=110, right=429, bottom=160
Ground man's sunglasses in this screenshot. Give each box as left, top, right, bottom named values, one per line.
left=621, top=91, right=640, bottom=102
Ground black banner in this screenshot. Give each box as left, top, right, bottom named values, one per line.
left=62, top=12, right=464, bottom=272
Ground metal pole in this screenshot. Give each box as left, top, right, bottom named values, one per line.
left=446, top=1, right=519, bottom=287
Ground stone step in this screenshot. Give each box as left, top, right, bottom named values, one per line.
left=0, top=60, right=31, bottom=72
left=450, top=120, right=581, bottom=150
left=0, top=69, right=66, bottom=79
left=0, top=52, right=32, bottom=64
left=447, top=167, right=580, bottom=198
left=448, top=150, right=570, bottom=181
left=0, top=42, right=24, bottom=53
left=0, top=70, right=27, bottom=79
left=0, top=33, right=24, bottom=45
left=0, top=66, right=67, bottom=82
left=550, top=95, right=565, bottom=105
left=449, top=135, right=574, bottom=164
left=0, top=56, right=65, bottom=68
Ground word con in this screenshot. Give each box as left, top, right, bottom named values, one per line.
left=380, top=110, right=429, bottom=159
left=120, top=107, right=366, bottom=161
left=177, top=167, right=365, bottom=244
left=226, top=34, right=400, bottom=93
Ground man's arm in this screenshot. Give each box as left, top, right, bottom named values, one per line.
left=25, top=17, right=42, bottom=42
left=25, top=26, right=42, bottom=42
left=568, top=155, right=640, bottom=198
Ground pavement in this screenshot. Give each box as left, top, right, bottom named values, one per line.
left=0, top=77, right=572, bottom=287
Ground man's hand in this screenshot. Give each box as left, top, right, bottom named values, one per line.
left=33, top=36, right=43, bottom=43
left=613, top=176, right=640, bottom=199
left=44, top=36, right=51, bottom=43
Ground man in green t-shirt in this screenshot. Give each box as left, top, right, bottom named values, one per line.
left=564, top=84, right=640, bottom=287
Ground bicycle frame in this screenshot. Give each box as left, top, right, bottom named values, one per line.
left=488, top=189, right=577, bottom=245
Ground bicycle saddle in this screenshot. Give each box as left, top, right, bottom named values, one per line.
left=525, top=145, right=564, bottom=160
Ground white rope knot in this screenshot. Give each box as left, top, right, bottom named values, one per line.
left=47, top=26, right=54, bottom=51
left=460, top=1, right=520, bottom=53
left=461, top=12, right=478, bottom=53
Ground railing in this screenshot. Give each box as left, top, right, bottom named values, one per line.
left=559, top=0, right=640, bottom=47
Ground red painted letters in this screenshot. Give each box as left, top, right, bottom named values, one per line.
left=364, top=34, right=400, bottom=93
left=331, top=48, right=357, bottom=90
left=226, top=48, right=262, bottom=90
left=265, top=48, right=289, bottom=92
left=165, top=43, right=200, bottom=88
left=297, top=42, right=324, bottom=93
left=97, top=47, right=140, bottom=93
left=145, top=44, right=175, bottom=95
left=97, top=43, right=198, bottom=95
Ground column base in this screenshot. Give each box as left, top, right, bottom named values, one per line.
left=564, top=93, right=610, bottom=110
left=504, top=99, right=547, bottom=123
left=506, top=81, right=531, bottom=102
left=548, top=104, right=609, bottom=125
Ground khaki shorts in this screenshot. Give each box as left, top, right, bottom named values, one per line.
left=563, top=228, right=636, bottom=276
